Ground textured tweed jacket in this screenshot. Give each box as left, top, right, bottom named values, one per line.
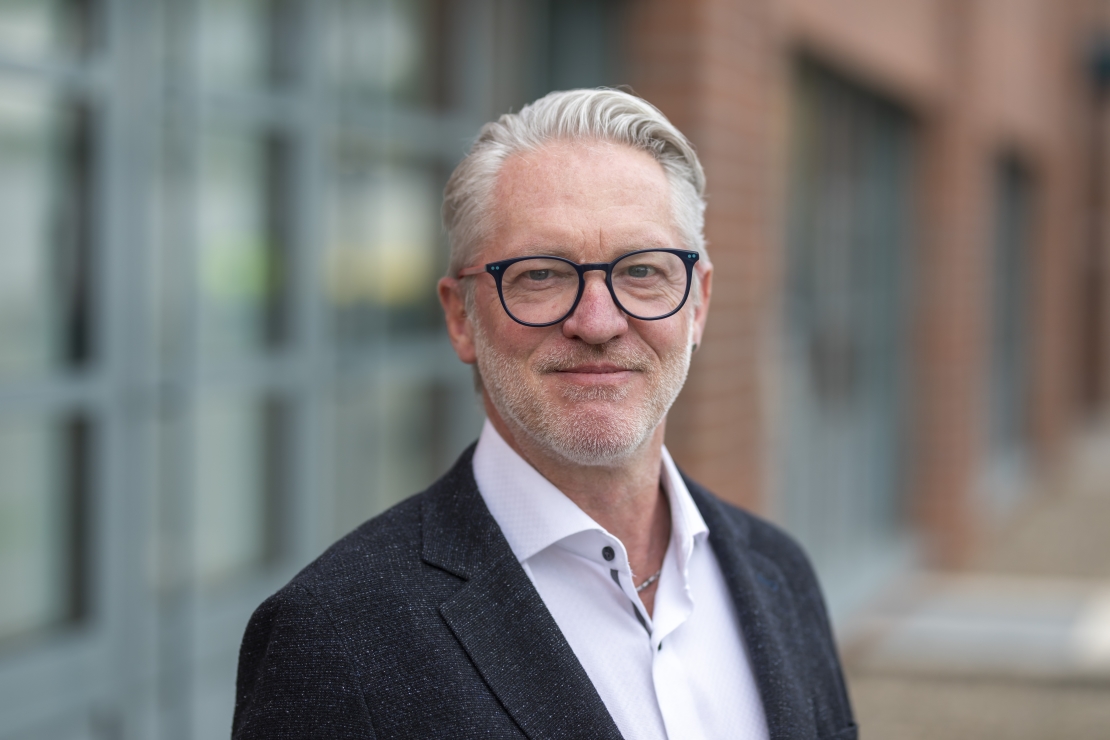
left=232, top=445, right=857, bottom=740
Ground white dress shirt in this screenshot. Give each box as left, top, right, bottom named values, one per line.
left=473, top=420, right=770, bottom=740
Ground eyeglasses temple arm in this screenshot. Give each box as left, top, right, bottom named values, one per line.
left=456, top=265, right=487, bottom=278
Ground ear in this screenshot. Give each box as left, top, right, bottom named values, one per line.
left=690, top=260, right=712, bottom=349
left=438, top=277, right=477, bottom=364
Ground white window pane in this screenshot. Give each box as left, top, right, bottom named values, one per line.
left=200, top=0, right=283, bottom=90
left=0, top=0, right=92, bottom=59
left=198, top=132, right=286, bottom=359
left=328, top=155, right=443, bottom=342
left=326, top=0, right=445, bottom=107
left=0, top=414, right=82, bottom=642
left=0, top=79, right=92, bottom=379
left=333, top=375, right=446, bottom=536
left=194, top=395, right=279, bottom=585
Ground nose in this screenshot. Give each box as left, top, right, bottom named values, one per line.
left=561, top=271, right=628, bottom=344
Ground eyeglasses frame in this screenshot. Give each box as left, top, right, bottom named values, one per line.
left=456, top=248, right=701, bottom=327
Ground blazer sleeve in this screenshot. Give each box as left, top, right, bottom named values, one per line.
left=232, top=583, right=377, bottom=739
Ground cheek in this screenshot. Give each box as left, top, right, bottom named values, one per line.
left=474, top=289, right=515, bottom=340
left=474, top=309, right=549, bottom=364
left=500, top=322, right=547, bottom=357
left=640, top=316, right=694, bottom=358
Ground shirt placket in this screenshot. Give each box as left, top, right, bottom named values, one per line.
left=650, top=535, right=708, bottom=740
left=597, top=532, right=710, bottom=740
left=597, top=540, right=653, bottom=634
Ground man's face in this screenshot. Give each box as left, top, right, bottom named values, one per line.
left=440, top=140, right=711, bottom=466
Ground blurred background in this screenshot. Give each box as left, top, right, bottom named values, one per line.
left=0, top=0, right=1109, bottom=738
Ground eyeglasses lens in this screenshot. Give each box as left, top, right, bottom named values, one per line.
left=500, top=251, right=688, bottom=324
left=611, top=251, right=687, bottom=319
left=500, top=258, right=580, bottom=325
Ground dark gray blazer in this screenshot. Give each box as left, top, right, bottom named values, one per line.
left=233, top=445, right=857, bottom=739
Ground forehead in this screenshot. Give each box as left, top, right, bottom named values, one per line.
left=484, top=140, right=678, bottom=260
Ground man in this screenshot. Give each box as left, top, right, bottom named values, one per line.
left=233, top=89, right=856, bottom=740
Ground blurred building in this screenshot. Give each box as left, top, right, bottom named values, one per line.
left=0, top=1, right=1107, bottom=739
left=629, top=0, right=1109, bottom=611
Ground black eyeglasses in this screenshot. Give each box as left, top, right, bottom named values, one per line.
left=457, top=248, right=700, bottom=327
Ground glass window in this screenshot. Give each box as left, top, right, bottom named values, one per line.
left=327, top=151, right=444, bottom=342
left=197, top=130, right=289, bottom=359
left=546, top=0, right=624, bottom=91
left=0, top=0, right=94, bottom=60
left=781, top=61, right=915, bottom=603
left=0, top=0, right=541, bottom=735
left=200, top=0, right=292, bottom=90
left=0, top=78, right=93, bottom=380
left=988, top=157, right=1033, bottom=455
left=193, top=393, right=283, bottom=586
left=0, top=413, right=87, bottom=644
left=332, top=374, right=453, bottom=537
left=326, top=0, right=447, bottom=108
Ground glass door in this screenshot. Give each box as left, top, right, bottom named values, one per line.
left=780, top=61, right=917, bottom=616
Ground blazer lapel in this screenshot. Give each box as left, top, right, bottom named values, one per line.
left=688, top=482, right=819, bottom=740
left=421, top=451, right=624, bottom=740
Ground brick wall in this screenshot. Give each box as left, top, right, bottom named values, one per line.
left=627, top=0, right=1102, bottom=565
left=627, top=0, right=779, bottom=513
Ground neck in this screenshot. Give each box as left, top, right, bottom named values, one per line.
left=485, top=402, right=672, bottom=611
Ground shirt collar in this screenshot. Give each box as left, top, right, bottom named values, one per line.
left=472, top=419, right=709, bottom=565
left=660, top=438, right=710, bottom=575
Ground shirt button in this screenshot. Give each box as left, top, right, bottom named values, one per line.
left=602, top=546, right=615, bottom=561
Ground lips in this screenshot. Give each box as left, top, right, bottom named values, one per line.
left=555, top=363, right=631, bottom=374
left=548, top=363, right=638, bottom=391
left=534, top=346, right=651, bottom=376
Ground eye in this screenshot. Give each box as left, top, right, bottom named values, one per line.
left=625, top=264, right=655, bottom=278
left=526, top=269, right=552, bottom=281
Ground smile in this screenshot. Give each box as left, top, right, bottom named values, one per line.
left=551, top=364, right=637, bottom=384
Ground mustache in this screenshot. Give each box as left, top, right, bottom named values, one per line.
left=531, top=342, right=655, bottom=374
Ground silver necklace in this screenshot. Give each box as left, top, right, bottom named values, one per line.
left=635, top=568, right=662, bottom=593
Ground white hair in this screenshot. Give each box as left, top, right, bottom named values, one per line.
left=443, top=88, right=707, bottom=277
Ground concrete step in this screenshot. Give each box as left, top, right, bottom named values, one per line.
left=844, top=573, right=1110, bottom=682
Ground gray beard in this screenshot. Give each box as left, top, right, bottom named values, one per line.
left=472, top=319, right=693, bottom=467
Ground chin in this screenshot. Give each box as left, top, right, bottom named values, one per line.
left=471, top=320, right=688, bottom=467
left=519, top=400, right=659, bottom=467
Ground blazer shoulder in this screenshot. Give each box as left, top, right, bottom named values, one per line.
left=234, top=577, right=378, bottom=738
